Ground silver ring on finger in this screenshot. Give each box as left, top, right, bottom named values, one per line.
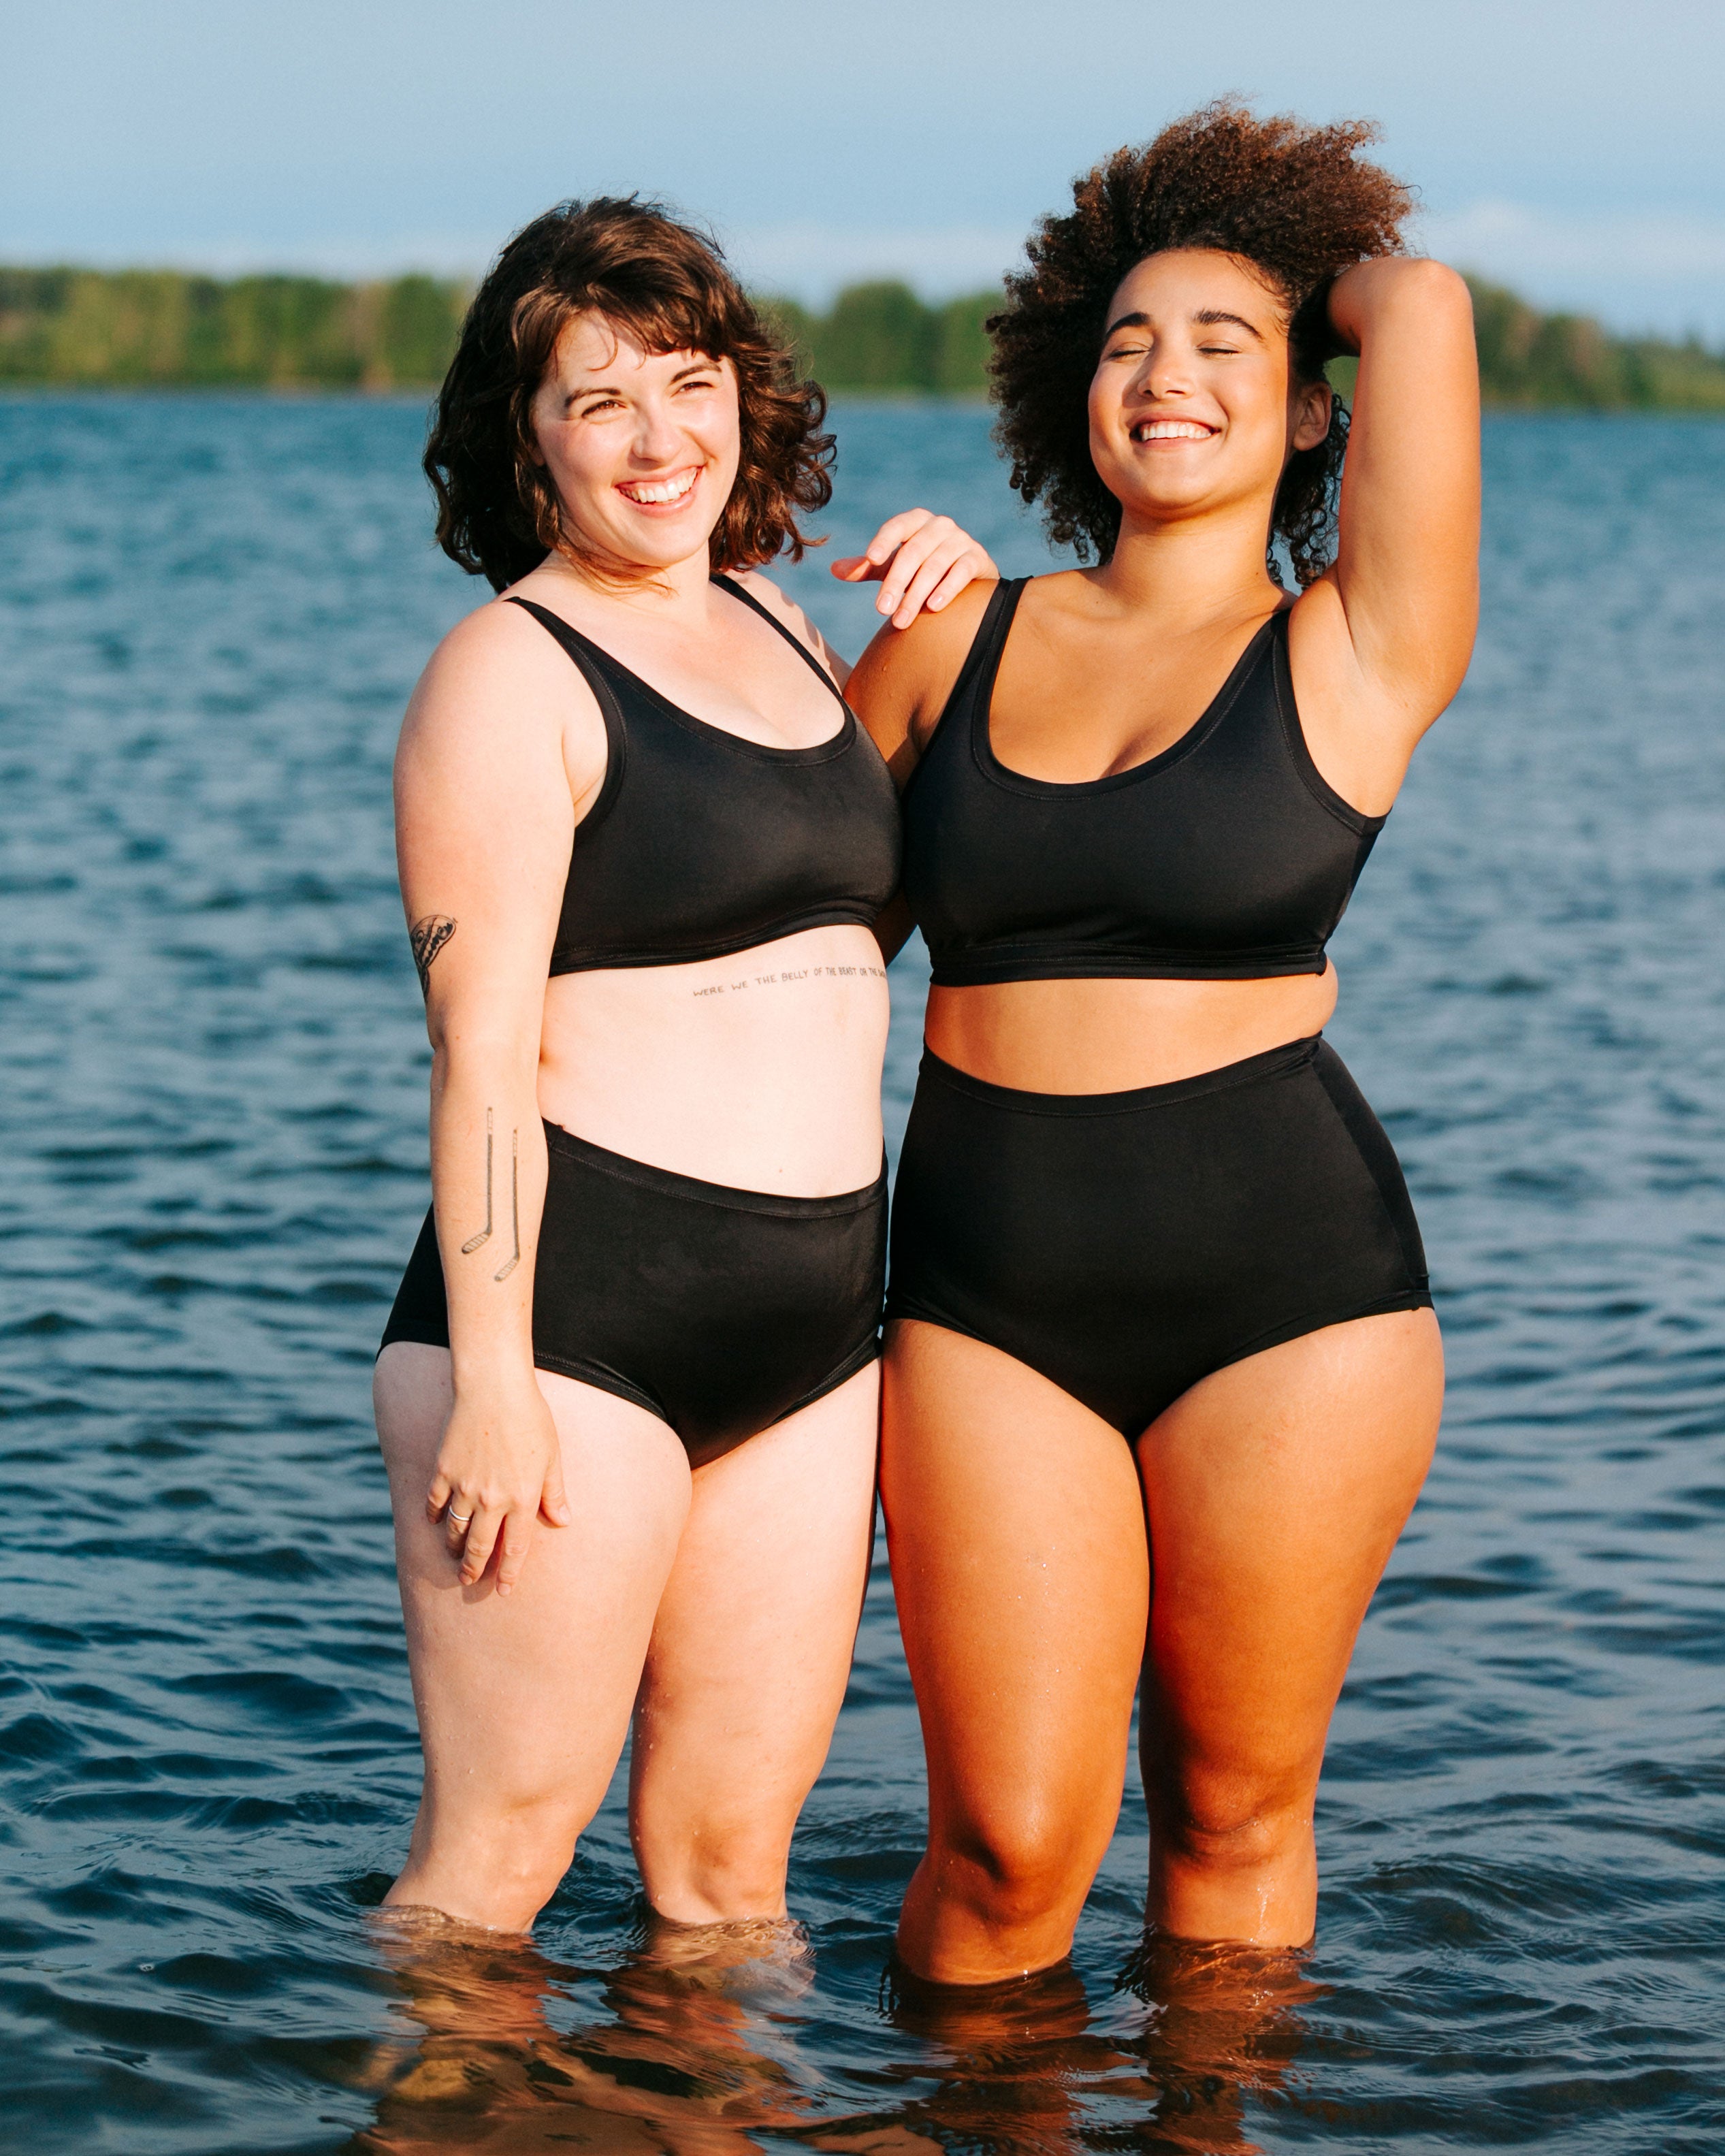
left=447, top=1509, right=473, bottom=1529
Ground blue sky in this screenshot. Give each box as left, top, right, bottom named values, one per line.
left=5, top=0, right=1724, bottom=337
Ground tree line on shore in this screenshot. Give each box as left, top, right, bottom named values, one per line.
left=2, top=263, right=1723, bottom=410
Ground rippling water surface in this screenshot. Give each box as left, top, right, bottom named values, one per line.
left=3, top=396, right=1723, bottom=2153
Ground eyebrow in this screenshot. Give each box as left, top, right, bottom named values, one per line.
left=1103, top=308, right=1265, bottom=342
left=565, top=357, right=719, bottom=406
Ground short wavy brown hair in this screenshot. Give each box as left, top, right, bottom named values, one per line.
left=425, top=197, right=833, bottom=592
left=991, top=102, right=1413, bottom=585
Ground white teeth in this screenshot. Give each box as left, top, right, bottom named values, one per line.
left=620, top=469, right=698, bottom=504
left=1134, top=420, right=1212, bottom=442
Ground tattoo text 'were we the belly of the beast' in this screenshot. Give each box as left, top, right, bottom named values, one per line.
left=692, top=963, right=886, bottom=999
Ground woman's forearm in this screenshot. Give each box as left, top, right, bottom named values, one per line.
left=428, top=1040, right=547, bottom=1391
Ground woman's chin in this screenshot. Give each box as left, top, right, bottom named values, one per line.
left=564, top=517, right=719, bottom=577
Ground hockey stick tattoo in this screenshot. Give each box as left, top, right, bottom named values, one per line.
left=461, top=1110, right=494, bottom=1253
left=494, top=1127, right=520, bottom=1282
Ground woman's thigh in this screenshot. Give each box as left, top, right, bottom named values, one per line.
left=375, top=1342, right=692, bottom=1833
left=881, top=1319, right=1150, bottom=1886
left=1135, top=1308, right=1442, bottom=1847
left=628, top=1360, right=880, bottom=1921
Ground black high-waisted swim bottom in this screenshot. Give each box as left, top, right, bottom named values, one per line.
left=381, top=1121, right=886, bottom=1462
left=886, top=1037, right=1431, bottom=1436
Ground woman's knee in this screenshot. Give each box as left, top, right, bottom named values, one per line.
left=1146, top=1760, right=1317, bottom=1876
left=644, top=1839, right=790, bottom=1923
left=931, top=1799, right=1108, bottom=1927
left=432, top=1782, right=587, bottom=1887
left=634, top=1790, right=801, bottom=1922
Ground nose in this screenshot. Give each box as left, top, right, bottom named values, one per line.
left=630, top=393, right=684, bottom=466
left=1135, top=336, right=1193, bottom=404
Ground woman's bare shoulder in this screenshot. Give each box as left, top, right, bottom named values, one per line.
left=402, top=589, right=600, bottom=760
left=845, top=576, right=999, bottom=765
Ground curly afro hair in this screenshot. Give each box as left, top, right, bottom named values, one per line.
left=425, top=197, right=833, bottom=592
left=990, top=101, right=1413, bottom=585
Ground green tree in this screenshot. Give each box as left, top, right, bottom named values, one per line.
left=372, top=274, right=464, bottom=387
left=813, top=280, right=937, bottom=391
left=933, top=291, right=997, bottom=393
left=5, top=262, right=1725, bottom=409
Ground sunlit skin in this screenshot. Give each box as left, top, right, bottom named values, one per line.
left=374, top=311, right=997, bottom=1933
left=848, top=245, right=1479, bottom=1977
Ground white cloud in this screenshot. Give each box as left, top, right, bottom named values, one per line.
left=1416, top=201, right=1725, bottom=339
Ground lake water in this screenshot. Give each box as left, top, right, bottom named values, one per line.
left=3, top=396, right=1723, bottom=2153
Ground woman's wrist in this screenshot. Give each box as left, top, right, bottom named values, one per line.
left=449, top=1342, right=540, bottom=1396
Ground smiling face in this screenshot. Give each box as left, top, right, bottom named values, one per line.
left=527, top=313, right=741, bottom=575
left=1087, top=248, right=1332, bottom=540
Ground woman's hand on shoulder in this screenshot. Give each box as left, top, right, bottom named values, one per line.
left=1311, top=257, right=1480, bottom=745
left=831, top=509, right=999, bottom=630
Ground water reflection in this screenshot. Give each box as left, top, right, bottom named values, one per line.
left=353, top=1910, right=820, bottom=2153
left=347, top=1914, right=1321, bottom=2155
left=1119, top=1936, right=1319, bottom=2152
left=862, top=1957, right=1128, bottom=2153
left=846, top=1939, right=1316, bottom=2154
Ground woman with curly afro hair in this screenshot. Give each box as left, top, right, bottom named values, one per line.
left=848, top=103, right=1479, bottom=1980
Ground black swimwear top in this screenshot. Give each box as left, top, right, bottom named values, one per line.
left=508, top=575, right=901, bottom=974
left=901, top=576, right=1385, bottom=986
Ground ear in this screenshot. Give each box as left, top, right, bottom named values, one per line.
left=1290, top=378, right=1332, bottom=455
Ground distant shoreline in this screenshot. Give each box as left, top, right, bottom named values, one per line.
left=3, top=266, right=1723, bottom=410
left=3, top=385, right=1722, bottom=420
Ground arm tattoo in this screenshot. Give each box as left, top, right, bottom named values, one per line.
left=410, top=914, right=456, bottom=997
left=460, top=1109, right=494, bottom=1253
left=458, top=1110, right=521, bottom=1281
left=494, top=1127, right=520, bottom=1282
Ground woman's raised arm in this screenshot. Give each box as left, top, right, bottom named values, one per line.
left=391, top=605, right=603, bottom=1594
left=1318, top=257, right=1481, bottom=737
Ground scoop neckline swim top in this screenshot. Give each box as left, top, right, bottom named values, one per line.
left=521, top=573, right=855, bottom=765
left=976, top=590, right=1295, bottom=797
left=898, top=575, right=1383, bottom=988
left=503, top=573, right=901, bottom=978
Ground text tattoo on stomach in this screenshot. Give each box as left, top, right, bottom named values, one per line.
left=692, top=963, right=887, bottom=999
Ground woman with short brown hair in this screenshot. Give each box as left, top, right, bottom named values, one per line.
left=374, top=195, right=995, bottom=1935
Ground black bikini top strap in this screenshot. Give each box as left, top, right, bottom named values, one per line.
left=505, top=595, right=623, bottom=712
left=504, top=596, right=628, bottom=822
left=939, top=576, right=1027, bottom=755
left=709, top=572, right=843, bottom=699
